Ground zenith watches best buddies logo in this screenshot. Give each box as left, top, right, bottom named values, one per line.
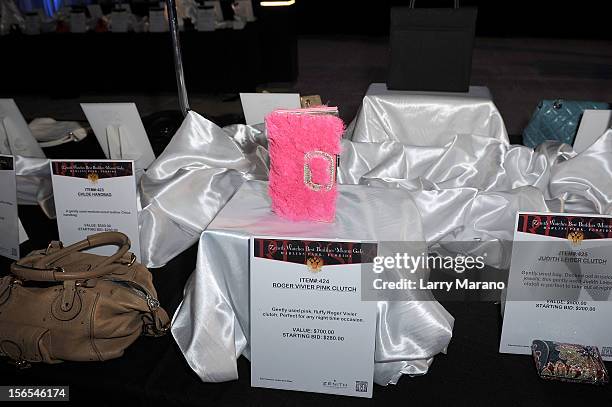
left=254, top=239, right=377, bottom=273
left=518, top=213, right=612, bottom=243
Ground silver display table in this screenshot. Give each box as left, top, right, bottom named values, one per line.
left=348, top=83, right=508, bottom=146
left=171, top=180, right=454, bottom=385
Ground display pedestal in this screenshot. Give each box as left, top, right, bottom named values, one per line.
left=348, top=83, right=508, bottom=146
left=171, top=180, right=454, bottom=385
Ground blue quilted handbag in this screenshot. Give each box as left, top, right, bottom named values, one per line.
left=522, top=99, right=610, bottom=148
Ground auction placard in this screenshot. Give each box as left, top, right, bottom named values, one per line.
left=250, top=237, right=377, bottom=398
left=50, top=160, right=141, bottom=260
left=0, top=155, right=19, bottom=260
left=80, top=103, right=156, bottom=171
left=501, top=212, right=612, bottom=359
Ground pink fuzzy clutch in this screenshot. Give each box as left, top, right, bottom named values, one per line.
left=266, top=107, right=343, bottom=222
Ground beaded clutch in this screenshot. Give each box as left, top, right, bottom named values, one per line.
left=532, top=340, right=609, bottom=385
left=266, top=107, right=343, bottom=222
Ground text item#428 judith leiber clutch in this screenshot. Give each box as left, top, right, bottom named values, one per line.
left=266, top=106, right=343, bottom=222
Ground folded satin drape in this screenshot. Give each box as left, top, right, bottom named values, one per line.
left=138, top=103, right=612, bottom=385
left=350, top=84, right=508, bottom=146
left=138, top=114, right=268, bottom=267
left=171, top=181, right=455, bottom=385
left=15, top=156, right=54, bottom=218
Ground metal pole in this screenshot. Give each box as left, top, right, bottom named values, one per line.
left=165, top=0, right=190, bottom=116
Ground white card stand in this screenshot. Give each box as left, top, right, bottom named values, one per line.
left=70, top=11, right=87, bottom=33
left=0, top=154, right=20, bottom=260
left=111, top=10, right=129, bottom=32
left=149, top=8, right=167, bottom=32
left=19, top=219, right=28, bottom=244
left=232, top=18, right=246, bottom=30
left=239, top=93, right=301, bottom=125
left=0, top=118, right=11, bottom=154
left=573, top=110, right=612, bottom=154
left=196, top=7, right=216, bottom=31
left=87, top=4, right=103, bottom=20
left=0, top=117, right=27, bottom=156
left=234, top=0, right=255, bottom=22
left=0, top=100, right=45, bottom=158
left=203, top=1, right=223, bottom=21
left=105, top=125, right=126, bottom=160
left=24, top=13, right=41, bottom=35
left=104, top=125, right=145, bottom=182
left=81, top=102, right=155, bottom=172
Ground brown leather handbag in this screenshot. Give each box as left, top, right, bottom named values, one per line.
left=0, top=232, right=170, bottom=367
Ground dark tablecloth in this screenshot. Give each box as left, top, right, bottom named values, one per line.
left=0, top=20, right=297, bottom=96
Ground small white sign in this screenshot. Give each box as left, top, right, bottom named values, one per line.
left=0, top=99, right=45, bottom=158
left=24, top=13, right=41, bottom=35
left=87, top=4, right=103, bottom=20
left=50, top=159, right=142, bottom=261
left=18, top=218, right=28, bottom=244
left=232, top=19, right=246, bottom=30
left=239, top=93, right=301, bottom=125
left=574, top=110, right=612, bottom=154
left=110, top=10, right=129, bottom=32
left=233, top=0, right=255, bottom=22
left=81, top=103, right=156, bottom=171
left=70, top=11, right=87, bottom=33
left=196, top=7, right=216, bottom=31
left=0, top=155, right=20, bottom=260
left=501, top=212, right=612, bottom=359
left=149, top=8, right=167, bottom=32
left=250, top=237, right=377, bottom=398
left=203, top=1, right=223, bottom=21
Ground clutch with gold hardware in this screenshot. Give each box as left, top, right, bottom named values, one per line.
left=266, top=106, right=343, bottom=222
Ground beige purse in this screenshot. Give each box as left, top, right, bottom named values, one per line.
left=0, top=232, right=170, bottom=368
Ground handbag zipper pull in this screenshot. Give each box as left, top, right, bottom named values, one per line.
left=147, top=296, right=160, bottom=311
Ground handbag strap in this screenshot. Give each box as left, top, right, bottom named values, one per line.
left=409, top=0, right=459, bottom=8
left=10, top=232, right=131, bottom=282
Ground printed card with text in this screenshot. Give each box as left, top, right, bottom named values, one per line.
left=0, top=155, right=20, bottom=260
left=50, top=160, right=141, bottom=260
left=250, top=237, right=377, bottom=398
left=501, top=212, right=612, bottom=359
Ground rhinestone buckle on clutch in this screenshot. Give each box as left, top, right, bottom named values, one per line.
left=303, top=151, right=336, bottom=192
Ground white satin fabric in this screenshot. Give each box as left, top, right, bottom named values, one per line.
left=349, top=84, right=508, bottom=146
left=139, top=114, right=268, bottom=267
left=172, top=180, right=454, bottom=385
left=138, top=95, right=612, bottom=385
left=14, top=156, right=54, bottom=218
